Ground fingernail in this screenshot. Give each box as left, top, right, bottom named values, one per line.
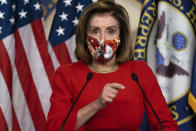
left=121, top=86, right=125, bottom=89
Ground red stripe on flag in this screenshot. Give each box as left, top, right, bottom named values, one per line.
left=12, top=108, right=21, bottom=131
left=53, top=42, right=72, bottom=65
left=0, top=40, right=12, bottom=96
left=31, top=19, right=55, bottom=85
left=0, top=107, right=8, bottom=131
left=0, top=40, right=21, bottom=131
left=14, top=30, right=47, bottom=131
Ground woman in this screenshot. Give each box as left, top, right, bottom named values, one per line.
left=47, top=0, right=178, bottom=130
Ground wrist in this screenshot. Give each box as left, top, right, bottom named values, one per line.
left=93, top=99, right=105, bottom=110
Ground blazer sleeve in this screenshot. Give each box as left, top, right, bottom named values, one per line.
left=47, top=66, right=85, bottom=131
left=139, top=61, right=178, bottom=131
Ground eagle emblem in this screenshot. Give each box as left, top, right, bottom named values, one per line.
left=156, top=11, right=189, bottom=78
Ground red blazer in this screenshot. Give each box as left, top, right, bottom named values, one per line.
left=47, top=60, right=178, bottom=131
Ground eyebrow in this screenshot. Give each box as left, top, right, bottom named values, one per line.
left=88, top=26, right=119, bottom=30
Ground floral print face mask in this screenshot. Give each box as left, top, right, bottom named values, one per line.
left=87, top=36, right=120, bottom=62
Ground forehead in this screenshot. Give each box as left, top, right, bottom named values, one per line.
left=88, top=13, right=119, bottom=27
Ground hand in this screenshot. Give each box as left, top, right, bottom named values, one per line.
left=96, top=83, right=125, bottom=109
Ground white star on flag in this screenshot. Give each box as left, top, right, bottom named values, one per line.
left=72, top=17, right=79, bottom=26
left=63, top=0, right=72, bottom=7
left=24, top=0, right=29, bottom=5
left=76, top=3, right=84, bottom=12
left=19, top=10, right=27, bottom=19
left=12, top=4, right=16, bottom=11
left=92, top=0, right=98, bottom=2
left=9, top=17, right=15, bottom=25
left=59, top=12, right=68, bottom=21
left=0, top=0, right=7, bottom=5
left=0, top=11, right=4, bottom=19
left=0, top=26, right=2, bottom=34
left=34, top=2, right=41, bottom=10
left=56, top=26, right=65, bottom=36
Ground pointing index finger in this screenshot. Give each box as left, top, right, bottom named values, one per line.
left=107, top=83, right=125, bottom=90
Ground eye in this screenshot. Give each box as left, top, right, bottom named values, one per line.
left=107, top=28, right=119, bottom=36
left=88, top=28, right=100, bottom=35
left=91, top=29, right=99, bottom=34
left=108, top=29, right=115, bottom=34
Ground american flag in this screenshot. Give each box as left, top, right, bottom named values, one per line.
left=49, top=0, right=97, bottom=65
left=0, top=0, right=55, bottom=130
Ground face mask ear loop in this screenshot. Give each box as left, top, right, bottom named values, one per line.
left=115, top=36, right=120, bottom=46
